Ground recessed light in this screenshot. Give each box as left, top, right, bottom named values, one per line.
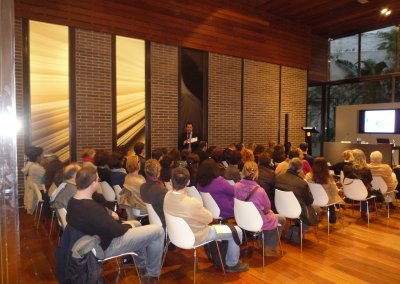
left=380, top=8, right=392, bottom=16
left=385, top=10, right=392, bottom=16
left=381, top=8, right=388, bottom=14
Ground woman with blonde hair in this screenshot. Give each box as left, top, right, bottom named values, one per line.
left=234, top=161, right=285, bottom=256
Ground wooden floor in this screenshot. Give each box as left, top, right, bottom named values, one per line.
left=19, top=204, right=400, bottom=284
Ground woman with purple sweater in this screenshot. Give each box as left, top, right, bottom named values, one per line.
left=234, top=161, right=286, bottom=256
left=197, top=159, right=235, bottom=218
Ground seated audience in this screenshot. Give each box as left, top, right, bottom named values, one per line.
left=151, top=148, right=163, bottom=161
left=234, top=161, right=285, bottom=256
left=164, top=167, right=249, bottom=273
left=253, top=144, right=265, bottom=163
left=369, top=151, right=398, bottom=208
left=140, top=159, right=168, bottom=227
left=238, top=148, right=254, bottom=171
left=66, top=166, right=164, bottom=283
left=194, top=140, right=209, bottom=164
left=50, top=163, right=81, bottom=210
left=299, top=142, right=314, bottom=167
left=276, top=158, right=320, bottom=227
left=81, top=147, right=96, bottom=168
left=133, top=142, right=146, bottom=176
left=275, top=149, right=299, bottom=176
left=120, top=155, right=147, bottom=214
left=94, top=149, right=111, bottom=185
left=257, top=151, right=276, bottom=210
left=266, top=140, right=277, bottom=156
left=305, top=157, right=344, bottom=223
left=42, top=154, right=64, bottom=217
left=210, top=148, right=227, bottom=176
left=186, top=153, right=200, bottom=187
left=160, top=154, right=173, bottom=183
left=197, top=159, right=235, bottom=219
left=180, top=148, right=191, bottom=168
left=331, top=149, right=354, bottom=175
left=224, top=150, right=242, bottom=183
left=109, top=151, right=127, bottom=188
left=271, top=144, right=286, bottom=166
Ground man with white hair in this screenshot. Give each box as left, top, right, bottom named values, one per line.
left=369, top=151, right=398, bottom=208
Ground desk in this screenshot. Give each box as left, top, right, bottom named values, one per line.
left=323, top=142, right=397, bottom=166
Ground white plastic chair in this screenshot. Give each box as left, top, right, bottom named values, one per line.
left=164, top=212, right=225, bottom=283
left=342, top=178, right=377, bottom=226
left=274, top=189, right=303, bottom=252
left=227, top=180, right=235, bottom=185
left=199, top=192, right=222, bottom=222
left=32, top=183, right=44, bottom=229
left=234, top=198, right=282, bottom=270
left=187, top=186, right=203, bottom=205
left=99, top=252, right=142, bottom=283
left=125, top=207, right=149, bottom=222
left=113, top=184, right=123, bottom=203
left=371, top=176, right=396, bottom=218
left=308, top=182, right=343, bottom=234
left=101, top=181, right=116, bottom=202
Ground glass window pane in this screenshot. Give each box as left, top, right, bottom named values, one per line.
left=395, top=77, right=400, bottom=102
left=330, top=35, right=359, bottom=81
left=116, top=36, right=145, bottom=148
left=307, top=86, right=322, bottom=156
left=30, top=21, right=69, bottom=162
left=361, top=26, right=395, bottom=75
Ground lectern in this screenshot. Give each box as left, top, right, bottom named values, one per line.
left=301, top=126, right=319, bottom=156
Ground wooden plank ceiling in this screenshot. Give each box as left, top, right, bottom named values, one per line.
left=242, top=0, right=400, bottom=38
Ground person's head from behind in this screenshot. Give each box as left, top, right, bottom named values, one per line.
left=186, top=153, right=200, bottom=172
left=145, top=159, right=161, bottom=180
left=151, top=148, right=163, bottom=160
left=311, top=157, right=330, bottom=184
left=185, top=122, right=193, bottom=133
left=370, top=151, right=383, bottom=164
left=253, top=144, right=265, bottom=157
left=289, top=158, right=303, bottom=174
left=352, top=149, right=367, bottom=168
left=211, top=148, right=225, bottom=163
left=76, top=166, right=99, bottom=191
left=94, top=149, right=110, bottom=167
left=199, top=141, right=208, bottom=151
left=241, top=148, right=255, bottom=163
left=288, top=149, right=300, bottom=159
left=126, top=155, right=140, bottom=174
left=242, top=161, right=259, bottom=181
left=26, top=146, right=44, bottom=163
left=268, top=140, right=277, bottom=149
left=258, top=151, right=272, bottom=168
left=81, top=147, right=96, bottom=159
left=342, top=150, right=354, bottom=162
left=133, top=142, right=145, bottom=156
left=181, top=149, right=191, bottom=161
left=108, top=151, right=124, bottom=169
left=299, top=142, right=308, bottom=153
left=197, top=159, right=220, bottom=187
left=226, top=150, right=241, bottom=166
left=64, top=163, right=81, bottom=182
left=160, top=154, right=173, bottom=169
left=171, top=167, right=190, bottom=191
left=272, top=144, right=286, bottom=163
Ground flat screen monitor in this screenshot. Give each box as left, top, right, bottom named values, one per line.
left=359, top=109, right=398, bottom=134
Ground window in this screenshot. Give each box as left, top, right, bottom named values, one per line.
left=330, top=35, right=359, bottom=81
left=307, top=86, right=322, bottom=156
left=29, top=21, right=69, bottom=161
left=116, top=36, right=145, bottom=148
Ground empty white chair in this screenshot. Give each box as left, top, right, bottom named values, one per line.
left=187, top=186, right=203, bottom=205
left=308, top=182, right=343, bottom=234
left=101, top=181, right=116, bottom=202
left=164, top=212, right=225, bottom=283
left=234, top=198, right=282, bottom=270
left=274, top=189, right=304, bottom=252
left=199, top=192, right=222, bottom=222
left=342, top=178, right=377, bottom=226
left=32, top=183, right=44, bottom=229
left=371, top=176, right=396, bottom=218
left=113, top=184, right=123, bottom=203
left=99, top=252, right=142, bottom=283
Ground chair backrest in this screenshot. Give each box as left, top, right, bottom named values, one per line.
left=186, top=186, right=203, bottom=205
left=164, top=212, right=195, bottom=249
left=274, top=189, right=302, bottom=219
left=199, top=192, right=221, bottom=219
left=308, top=182, right=329, bottom=206
left=234, top=198, right=263, bottom=232
left=101, top=181, right=116, bottom=201
left=113, top=185, right=123, bottom=202
left=226, top=179, right=235, bottom=185
left=164, top=181, right=173, bottom=191
left=371, top=176, right=388, bottom=194
left=145, top=203, right=162, bottom=226
left=57, top=208, right=67, bottom=229
left=32, top=183, right=43, bottom=202
left=342, top=178, right=368, bottom=200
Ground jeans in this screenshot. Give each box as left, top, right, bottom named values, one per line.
left=104, top=221, right=164, bottom=277
left=202, top=225, right=243, bottom=267
left=261, top=214, right=286, bottom=250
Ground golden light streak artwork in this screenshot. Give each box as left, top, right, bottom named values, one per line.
left=116, top=36, right=145, bottom=147
left=30, top=21, right=70, bottom=162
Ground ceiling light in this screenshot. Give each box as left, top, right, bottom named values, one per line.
left=357, top=0, right=369, bottom=4
left=381, top=8, right=388, bottom=14
left=385, top=10, right=392, bottom=16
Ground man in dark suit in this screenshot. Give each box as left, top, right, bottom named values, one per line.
left=179, top=122, right=200, bottom=151
left=299, top=142, right=314, bottom=167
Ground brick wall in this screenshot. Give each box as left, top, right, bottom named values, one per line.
left=150, top=42, right=179, bottom=151
left=15, top=18, right=25, bottom=195
left=280, top=66, right=308, bottom=148
left=208, top=53, right=242, bottom=148
left=243, top=59, right=280, bottom=146
left=75, top=29, right=113, bottom=159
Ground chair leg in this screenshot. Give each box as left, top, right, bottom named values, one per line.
left=193, top=249, right=197, bottom=284
left=261, top=232, right=265, bottom=271
left=131, top=254, right=142, bottom=284
left=327, top=208, right=330, bottom=235
left=37, top=203, right=43, bottom=229
left=49, top=210, right=55, bottom=237
left=214, top=241, right=226, bottom=274
left=387, top=202, right=390, bottom=219
left=374, top=198, right=378, bottom=218
left=276, top=227, right=283, bottom=256
left=300, top=219, right=303, bottom=253
left=352, top=200, right=355, bottom=215
left=366, top=200, right=370, bottom=227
